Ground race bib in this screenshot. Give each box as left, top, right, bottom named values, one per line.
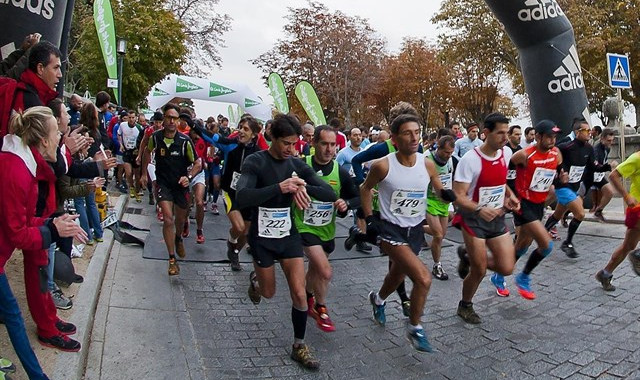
left=529, top=167, right=555, bottom=192
left=258, top=207, right=291, bottom=238
left=230, top=171, right=241, bottom=190
left=568, top=166, right=585, bottom=183
left=506, top=169, right=516, bottom=180
left=125, top=136, right=137, bottom=149
left=348, top=166, right=355, bottom=177
left=478, top=185, right=505, bottom=209
left=390, top=190, right=425, bottom=217
left=303, top=201, right=334, bottom=226
left=439, top=173, right=452, bottom=190
left=593, top=172, right=606, bottom=183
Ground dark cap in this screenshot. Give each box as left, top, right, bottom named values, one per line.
left=119, top=110, right=128, bottom=118
left=179, top=112, right=194, bottom=127
left=151, top=111, right=163, bottom=121
left=535, top=119, right=561, bottom=135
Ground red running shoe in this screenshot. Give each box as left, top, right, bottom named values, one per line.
left=196, top=230, right=205, bottom=244
left=311, top=305, right=336, bottom=332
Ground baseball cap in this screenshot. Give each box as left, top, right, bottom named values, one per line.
left=151, top=111, right=163, bottom=121
left=535, top=120, right=561, bottom=135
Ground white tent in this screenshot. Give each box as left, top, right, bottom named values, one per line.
left=147, top=74, right=273, bottom=122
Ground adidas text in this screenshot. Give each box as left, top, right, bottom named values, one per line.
left=518, top=0, right=564, bottom=22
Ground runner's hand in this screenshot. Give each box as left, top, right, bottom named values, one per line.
left=558, top=168, right=569, bottom=184
left=477, top=207, right=503, bottom=222
left=140, top=175, right=148, bottom=189
left=293, top=186, right=312, bottom=210
left=178, top=176, right=189, bottom=187
left=334, top=199, right=348, bottom=213
left=92, top=177, right=106, bottom=188
left=279, top=177, right=306, bottom=194
left=504, top=195, right=520, bottom=212
left=53, top=214, right=88, bottom=242
left=625, top=195, right=638, bottom=208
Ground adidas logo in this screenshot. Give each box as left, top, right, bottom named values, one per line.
left=548, top=45, right=584, bottom=94
left=518, top=0, right=564, bottom=22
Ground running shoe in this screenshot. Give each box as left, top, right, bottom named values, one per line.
left=406, top=327, right=433, bottom=352
left=549, top=227, right=561, bottom=240
left=368, top=291, right=386, bottom=326
left=182, top=220, right=190, bottom=238
left=356, top=241, right=372, bottom=253
left=129, top=187, right=136, bottom=199
left=168, top=258, right=180, bottom=276
left=515, top=272, right=536, bottom=300
left=595, top=270, right=616, bottom=291
left=594, top=210, right=606, bottom=223
left=95, top=237, right=104, bottom=243
left=402, top=300, right=411, bottom=317
left=148, top=193, right=155, bottom=205
left=456, top=245, right=470, bottom=279
left=37, top=334, right=81, bottom=352
left=290, top=344, right=320, bottom=370
left=135, top=193, right=141, bottom=203
left=86, top=239, right=95, bottom=246
left=561, top=241, right=578, bottom=258
left=55, top=320, right=77, bottom=335
left=227, top=241, right=241, bottom=271
left=344, top=226, right=360, bottom=251
left=629, top=249, right=640, bottom=276
left=311, top=305, right=336, bottom=332
left=561, top=215, right=569, bottom=228
left=175, top=237, right=186, bottom=258
left=0, top=357, right=16, bottom=373
left=248, top=271, right=261, bottom=304
left=51, top=289, right=73, bottom=310
left=457, top=302, right=481, bottom=324
left=432, top=263, right=449, bottom=281
left=211, top=204, right=219, bottom=215
left=490, top=273, right=510, bottom=297
left=196, top=230, right=205, bottom=244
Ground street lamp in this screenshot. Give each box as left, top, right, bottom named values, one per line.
left=116, top=37, right=127, bottom=106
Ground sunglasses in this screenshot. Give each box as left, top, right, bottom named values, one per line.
left=164, top=115, right=179, bottom=122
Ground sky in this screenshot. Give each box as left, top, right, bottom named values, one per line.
left=192, top=1, right=443, bottom=120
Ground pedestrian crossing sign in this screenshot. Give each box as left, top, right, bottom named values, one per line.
left=607, top=53, right=631, bottom=89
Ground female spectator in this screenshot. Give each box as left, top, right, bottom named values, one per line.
left=0, top=107, right=86, bottom=378
left=75, top=103, right=104, bottom=244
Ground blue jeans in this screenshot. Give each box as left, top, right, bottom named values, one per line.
left=0, top=273, right=49, bottom=379
left=47, top=243, right=55, bottom=291
left=74, top=191, right=103, bottom=240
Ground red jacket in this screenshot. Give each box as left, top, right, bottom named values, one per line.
left=12, top=69, right=58, bottom=113
left=0, top=135, right=56, bottom=273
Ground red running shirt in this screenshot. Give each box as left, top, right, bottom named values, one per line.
left=515, top=145, right=559, bottom=204
left=472, top=147, right=508, bottom=209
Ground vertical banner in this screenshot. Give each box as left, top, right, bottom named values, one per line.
left=268, top=72, right=289, bottom=114
left=0, top=0, right=68, bottom=60
left=227, top=105, right=235, bottom=125
left=294, top=81, right=326, bottom=126
left=94, top=0, right=118, bottom=102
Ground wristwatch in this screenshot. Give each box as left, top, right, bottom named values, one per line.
left=187, top=174, right=193, bottom=181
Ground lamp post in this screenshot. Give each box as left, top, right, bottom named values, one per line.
left=116, top=37, right=127, bottom=106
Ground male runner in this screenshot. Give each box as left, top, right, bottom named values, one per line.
left=490, top=120, right=566, bottom=299
left=595, top=151, right=640, bottom=291
left=236, top=114, right=336, bottom=370
left=141, top=103, right=201, bottom=275
left=363, top=114, right=456, bottom=352
left=453, top=112, right=520, bottom=324
left=118, top=109, right=143, bottom=202
left=293, top=125, right=360, bottom=332
left=543, top=119, right=610, bottom=258
left=189, top=127, right=208, bottom=243
left=425, top=135, right=457, bottom=280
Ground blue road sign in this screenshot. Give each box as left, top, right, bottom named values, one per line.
left=607, top=53, right=631, bottom=89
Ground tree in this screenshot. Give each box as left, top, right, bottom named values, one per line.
left=165, top=0, right=231, bottom=76
left=432, top=0, right=518, bottom=123
left=252, top=1, right=385, bottom=126
left=370, top=38, right=452, bottom=129
left=67, top=0, right=187, bottom=108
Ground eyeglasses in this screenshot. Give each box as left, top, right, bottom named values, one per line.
left=164, top=115, right=179, bottom=122
left=578, top=128, right=590, bottom=133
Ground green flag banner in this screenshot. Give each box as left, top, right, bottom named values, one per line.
left=295, top=81, right=326, bottom=125
left=268, top=72, right=289, bottom=114
left=93, top=0, right=118, bottom=102
left=176, top=77, right=203, bottom=93
left=228, top=105, right=235, bottom=125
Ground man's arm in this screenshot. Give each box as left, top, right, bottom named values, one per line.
left=352, top=143, right=389, bottom=185
left=296, top=160, right=337, bottom=203
left=359, top=158, right=389, bottom=218
left=235, top=156, right=281, bottom=209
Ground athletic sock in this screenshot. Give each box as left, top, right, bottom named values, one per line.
left=566, top=218, right=582, bottom=244
left=459, top=300, right=472, bottom=308
left=544, top=215, right=559, bottom=231
left=408, top=323, right=423, bottom=332
left=169, top=254, right=176, bottom=260
left=396, top=282, right=409, bottom=303
left=228, top=235, right=238, bottom=244
left=523, top=249, right=545, bottom=275
left=291, top=306, right=307, bottom=341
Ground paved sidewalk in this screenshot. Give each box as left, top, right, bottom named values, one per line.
left=82, top=198, right=640, bottom=379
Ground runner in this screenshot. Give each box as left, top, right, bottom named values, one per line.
left=141, top=103, right=201, bottom=275
left=136, top=112, right=164, bottom=212
left=192, top=115, right=264, bottom=271
left=235, top=114, right=336, bottom=370
left=453, top=112, right=520, bottom=324
left=594, top=150, right=640, bottom=291
left=188, top=127, right=208, bottom=244
left=490, top=120, right=565, bottom=299
left=542, top=119, right=610, bottom=258
left=362, top=114, right=456, bottom=352
left=589, top=129, right=618, bottom=221
left=425, top=135, right=457, bottom=281
left=117, top=110, right=143, bottom=202
left=293, top=125, right=360, bottom=333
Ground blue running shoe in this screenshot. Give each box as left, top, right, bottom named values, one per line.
left=407, top=327, right=433, bottom=352
left=490, top=273, right=510, bottom=297
left=515, top=272, right=536, bottom=300
left=368, top=291, right=386, bottom=326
